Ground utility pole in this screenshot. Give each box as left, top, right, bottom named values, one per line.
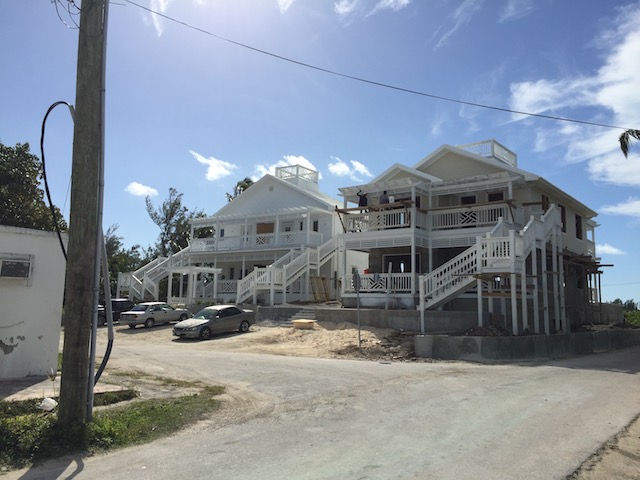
left=57, top=0, right=106, bottom=432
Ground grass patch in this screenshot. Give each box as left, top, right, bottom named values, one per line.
left=624, top=311, right=640, bottom=327
left=0, top=383, right=225, bottom=471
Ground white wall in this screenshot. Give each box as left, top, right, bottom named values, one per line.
left=0, top=226, right=67, bottom=378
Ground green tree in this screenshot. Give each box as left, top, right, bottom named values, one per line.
left=145, top=188, right=207, bottom=257
left=0, top=142, right=67, bottom=231
left=225, top=177, right=253, bottom=202
left=619, top=129, right=640, bottom=158
left=103, top=225, right=148, bottom=296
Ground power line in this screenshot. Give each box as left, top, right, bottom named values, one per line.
left=124, top=0, right=632, bottom=132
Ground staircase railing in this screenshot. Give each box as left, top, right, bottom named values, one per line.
left=419, top=243, right=480, bottom=310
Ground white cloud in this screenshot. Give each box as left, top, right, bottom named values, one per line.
left=335, top=0, right=410, bottom=19
left=367, top=0, right=411, bottom=17
left=335, top=0, right=359, bottom=17
left=125, top=182, right=158, bottom=197
left=328, top=157, right=373, bottom=181
left=146, top=0, right=171, bottom=37
left=507, top=6, right=640, bottom=186
left=600, top=197, right=640, bottom=217
left=597, top=243, right=626, bottom=255
left=499, top=0, right=535, bottom=23
left=253, top=155, right=321, bottom=181
left=190, top=150, right=238, bottom=181
left=278, top=0, right=296, bottom=14
left=432, top=0, right=483, bottom=50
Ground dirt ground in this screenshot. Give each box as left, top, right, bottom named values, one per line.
left=104, top=320, right=639, bottom=480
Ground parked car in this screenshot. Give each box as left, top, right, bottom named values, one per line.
left=119, top=302, right=190, bottom=329
left=173, top=305, right=254, bottom=340
left=97, top=298, right=135, bottom=326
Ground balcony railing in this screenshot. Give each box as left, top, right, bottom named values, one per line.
left=341, top=273, right=414, bottom=294
left=191, top=231, right=323, bottom=252
left=341, top=202, right=518, bottom=234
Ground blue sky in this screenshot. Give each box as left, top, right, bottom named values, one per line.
left=2, top=0, right=640, bottom=302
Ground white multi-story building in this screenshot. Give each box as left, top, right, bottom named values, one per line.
left=120, top=140, right=604, bottom=335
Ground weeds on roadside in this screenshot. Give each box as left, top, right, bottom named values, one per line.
left=0, top=385, right=225, bottom=471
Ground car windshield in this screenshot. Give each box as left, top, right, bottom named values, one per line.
left=130, top=305, right=149, bottom=312
left=194, top=309, right=219, bottom=320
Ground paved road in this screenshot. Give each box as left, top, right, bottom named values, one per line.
left=7, top=338, right=640, bottom=480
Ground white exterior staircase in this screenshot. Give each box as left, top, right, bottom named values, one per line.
left=236, top=237, right=338, bottom=305
left=418, top=206, right=561, bottom=311
left=118, top=247, right=192, bottom=301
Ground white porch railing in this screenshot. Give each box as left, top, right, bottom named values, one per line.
left=344, top=208, right=412, bottom=232
left=342, top=273, right=414, bottom=294
left=191, top=232, right=323, bottom=252
left=431, top=204, right=511, bottom=230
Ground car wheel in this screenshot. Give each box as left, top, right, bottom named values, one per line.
left=178, top=314, right=188, bottom=321
left=128, top=324, right=136, bottom=329
left=199, top=327, right=212, bottom=340
left=239, top=320, right=250, bottom=333
left=145, top=318, right=155, bottom=328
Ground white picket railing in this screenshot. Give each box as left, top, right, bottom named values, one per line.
left=342, top=273, right=413, bottom=294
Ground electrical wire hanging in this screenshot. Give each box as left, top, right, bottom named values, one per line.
left=40, top=100, right=75, bottom=261
left=124, top=0, right=632, bottom=132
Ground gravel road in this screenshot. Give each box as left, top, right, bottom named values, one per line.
left=6, top=324, right=640, bottom=480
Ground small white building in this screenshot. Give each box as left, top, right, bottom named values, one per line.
left=0, top=226, right=67, bottom=378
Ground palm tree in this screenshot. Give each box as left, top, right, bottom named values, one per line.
left=226, top=177, right=254, bottom=202
left=619, top=129, right=640, bottom=158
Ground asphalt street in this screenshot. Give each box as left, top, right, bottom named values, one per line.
left=6, top=337, right=640, bottom=480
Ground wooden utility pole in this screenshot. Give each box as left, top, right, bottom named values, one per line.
left=58, top=0, right=105, bottom=431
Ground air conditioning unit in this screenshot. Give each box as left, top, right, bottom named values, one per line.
left=0, top=253, right=33, bottom=282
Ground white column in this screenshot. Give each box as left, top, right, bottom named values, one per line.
left=552, top=229, right=561, bottom=332
left=532, top=245, right=540, bottom=333
left=520, top=270, right=528, bottom=332
left=510, top=273, right=518, bottom=335
left=477, top=277, right=483, bottom=326
left=541, top=241, right=550, bottom=334
left=167, top=271, right=173, bottom=301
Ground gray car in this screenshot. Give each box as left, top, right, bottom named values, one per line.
left=120, top=302, right=190, bottom=329
left=173, top=305, right=254, bottom=340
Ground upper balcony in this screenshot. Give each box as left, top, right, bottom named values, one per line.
left=190, top=231, right=324, bottom=253
left=338, top=201, right=520, bottom=234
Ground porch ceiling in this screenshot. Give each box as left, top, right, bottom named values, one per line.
left=191, top=206, right=331, bottom=226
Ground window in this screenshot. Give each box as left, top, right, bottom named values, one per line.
left=230, top=267, right=235, bottom=280
left=560, top=205, right=566, bottom=232
left=488, top=192, right=504, bottom=202
left=542, top=195, right=550, bottom=212
left=219, top=229, right=225, bottom=238
left=575, top=214, right=583, bottom=240
left=312, top=220, right=319, bottom=232
left=460, top=195, right=476, bottom=205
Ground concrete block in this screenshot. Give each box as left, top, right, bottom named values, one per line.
left=569, top=332, right=594, bottom=356
left=546, top=334, right=570, bottom=359
left=593, top=331, right=612, bottom=352
left=414, top=335, right=433, bottom=357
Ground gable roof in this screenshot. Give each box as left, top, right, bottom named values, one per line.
left=206, top=172, right=340, bottom=221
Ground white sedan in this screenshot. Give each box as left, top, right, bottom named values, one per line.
left=120, top=302, right=190, bottom=329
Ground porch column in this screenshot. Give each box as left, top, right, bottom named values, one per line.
left=532, top=245, right=540, bottom=334
left=510, top=272, right=518, bottom=335
left=411, top=233, right=416, bottom=295
left=275, top=215, right=280, bottom=248
left=214, top=222, right=219, bottom=250
left=477, top=277, right=483, bottom=326
left=306, top=210, right=311, bottom=244
left=520, top=270, right=528, bottom=332
left=213, top=271, right=218, bottom=301
left=541, top=241, right=550, bottom=334
left=282, top=265, right=287, bottom=305
left=241, top=255, right=246, bottom=279
left=552, top=229, right=561, bottom=332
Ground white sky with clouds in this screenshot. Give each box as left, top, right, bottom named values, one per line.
left=2, top=0, right=640, bottom=301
